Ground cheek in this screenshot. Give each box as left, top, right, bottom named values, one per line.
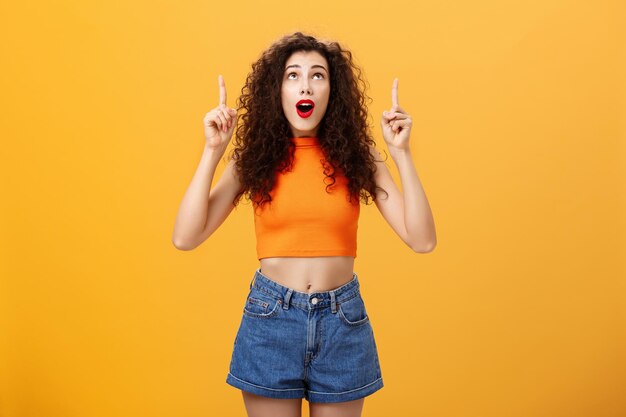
left=280, top=93, right=291, bottom=112
left=321, top=88, right=330, bottom=107
left=320, top=95, right=330, bottom=113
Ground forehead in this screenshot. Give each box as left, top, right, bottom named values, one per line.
left=284, top=50, right=328, bottom=70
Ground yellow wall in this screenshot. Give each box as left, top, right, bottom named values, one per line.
left=1, top=0, right=624, bottom=416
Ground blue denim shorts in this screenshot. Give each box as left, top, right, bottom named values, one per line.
left=226, top=268, right=384, bottom=403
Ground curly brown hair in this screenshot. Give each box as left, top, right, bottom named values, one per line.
left=228, top=31, right=388, bottom=211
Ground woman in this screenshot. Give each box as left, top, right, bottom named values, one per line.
left=173, top=32, right=436, bottom=417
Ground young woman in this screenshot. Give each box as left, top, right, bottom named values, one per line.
left=173, top=32, right=436, bottom=417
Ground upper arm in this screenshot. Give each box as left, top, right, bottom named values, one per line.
left=194, top=157, right=243, bottom=247
left=368, top=145, right=414, bottom=248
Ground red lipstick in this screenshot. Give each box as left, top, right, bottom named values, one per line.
left=296, top=99, right=315, bottom=118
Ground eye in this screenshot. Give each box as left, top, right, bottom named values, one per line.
left=286, top=72, right=325, bottom=79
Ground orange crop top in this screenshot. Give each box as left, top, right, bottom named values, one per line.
left=254, top=137, right=360, bottom=260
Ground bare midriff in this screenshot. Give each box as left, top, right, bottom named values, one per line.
left=259, top=256, right=355, bottom=294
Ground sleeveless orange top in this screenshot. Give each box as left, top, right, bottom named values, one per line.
left=253, top=137, right=360, bottom=260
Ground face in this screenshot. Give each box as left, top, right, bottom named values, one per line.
left=281, top=50, right=330, bottom=138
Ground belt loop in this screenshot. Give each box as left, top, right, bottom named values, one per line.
left=283, top=288, right=293, bottom=310
left=250, top=272, right=257, bottom=290
left=330, top=290, right=337, bottom=314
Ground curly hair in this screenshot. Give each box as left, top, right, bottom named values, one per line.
left=228, top=31, right=389, bottom=211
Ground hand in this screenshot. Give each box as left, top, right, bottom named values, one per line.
left=203, top=74, right=238, bottom=151
left=380, top=78, right=412, bottom=152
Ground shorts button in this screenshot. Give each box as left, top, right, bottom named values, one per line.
left=311, top=297, right=318, bottom=305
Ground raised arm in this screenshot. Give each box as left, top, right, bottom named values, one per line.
left=172, top=75, right=240, bottom=250
left=378, top=78, right=437, bottom=252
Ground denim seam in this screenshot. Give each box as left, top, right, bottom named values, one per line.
left=227, top=373, right=305, bottom=392
left=243, top=299, right=282, bottom=318
left=337, top=304, right=370, bottom=326
left=308, top=377, right=383, bottom=395
left=255, top=286, right=284, bottom=300
left=311, top=311, right=324, bottom=361
left=248, top=297, right=269, bottom=309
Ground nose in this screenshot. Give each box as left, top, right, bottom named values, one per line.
left=300, top=80, right=312, bottom=95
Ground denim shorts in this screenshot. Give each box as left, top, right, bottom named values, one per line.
left=226, top=268, right=384, bottom=403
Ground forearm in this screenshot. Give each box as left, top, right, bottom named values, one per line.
left=172, top=144, right=223, bottom=248
left=389, top=148, right=437, bottom=251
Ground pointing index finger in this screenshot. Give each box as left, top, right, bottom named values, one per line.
left=391, top=78, right=399, bottom=108
left=218, top=74, right=227, bottom=106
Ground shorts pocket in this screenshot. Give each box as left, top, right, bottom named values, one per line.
left=337, top=293, right=370, bottom=326
left=243, top=288, right=282, bottom=318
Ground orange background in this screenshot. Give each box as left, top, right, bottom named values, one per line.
left=1, top=0, right=624, bottom=416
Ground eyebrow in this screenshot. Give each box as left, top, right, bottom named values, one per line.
left=285, top=64, right=328, bottom=73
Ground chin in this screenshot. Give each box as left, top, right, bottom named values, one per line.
left=293, top=122, right=320, bottom=132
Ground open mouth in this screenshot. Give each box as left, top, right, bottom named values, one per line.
left=296, top=100, right=315, bottom=118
